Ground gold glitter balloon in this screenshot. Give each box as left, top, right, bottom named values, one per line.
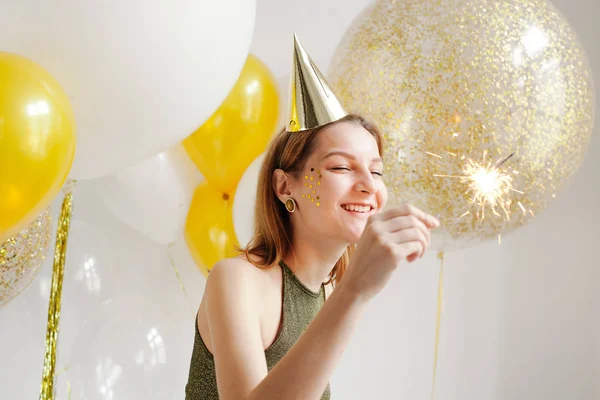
left=0, top=208, right=51, bottom=307
left=329, top=0, right=595, bottom=251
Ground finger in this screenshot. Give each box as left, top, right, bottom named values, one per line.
left=379, top=204, right=439, bottom=228
left=404, top=204, right=439, bottom=229
left=424, top=214, right=440, bottom=229
left=406, top=252, right=420, bottom=263
left=388, top=227, right=428, bottom=257
left=381, top=215, right=430, bottom=247
left=402, top=204, right=439, bottom=228
left=377, top=204, right=422, bottom=220
left=398, top=241, right=424, bottom=262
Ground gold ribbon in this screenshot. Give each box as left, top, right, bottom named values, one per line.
left=40, top=182, right=75, bottom=400
left=431, top=251, right=445, bottom=400
left=167, top=242, right=194, bottom=317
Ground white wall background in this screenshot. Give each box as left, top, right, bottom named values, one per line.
left=0, top=0, right=597, bottom=399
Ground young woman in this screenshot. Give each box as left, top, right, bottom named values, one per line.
left=185, top=36, right=439, bottom=400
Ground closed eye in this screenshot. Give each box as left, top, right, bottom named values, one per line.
left=332, top=167, right=382, bottom=176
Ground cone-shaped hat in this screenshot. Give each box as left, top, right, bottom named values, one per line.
left=286, top=34, right=348, bottom=132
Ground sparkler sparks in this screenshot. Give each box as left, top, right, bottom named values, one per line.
left=432, top=150, right=522, bottom=222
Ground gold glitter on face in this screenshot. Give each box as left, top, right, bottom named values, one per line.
left=303, top=168, right=322, bottom=206
left=0, top=208, right=51, bottom=306
left=329, top=0, right=595, bottom=250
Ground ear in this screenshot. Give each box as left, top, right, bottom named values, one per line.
left=272, top=169, right=293, bottom=204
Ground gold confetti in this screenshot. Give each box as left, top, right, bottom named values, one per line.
left=0, top=208, right=51, bottom=306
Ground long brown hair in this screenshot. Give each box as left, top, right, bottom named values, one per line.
left=241, top=114, right=384, bottom=286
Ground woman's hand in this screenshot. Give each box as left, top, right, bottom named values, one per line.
left=340, top=204, right=439, bottom=301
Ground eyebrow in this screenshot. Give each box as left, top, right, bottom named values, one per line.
left=321, top=150, right=383, bottom=164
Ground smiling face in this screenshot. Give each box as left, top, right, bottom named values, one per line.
left=288, top=121, right=388, bottom=244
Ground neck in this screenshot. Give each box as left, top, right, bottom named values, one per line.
left=282, top=228, right=348, bottom=293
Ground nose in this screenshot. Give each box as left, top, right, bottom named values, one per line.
left=354, top=168, right=377, bottom=194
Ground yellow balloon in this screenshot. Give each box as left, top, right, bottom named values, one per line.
left=183, top=54, right=279, bottom=194
left=0, top=53, right=76, bottom=241
left=185, top=183, right=239, bottom=277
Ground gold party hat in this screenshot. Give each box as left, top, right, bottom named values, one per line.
left=286, top=34, right=348, bottom=132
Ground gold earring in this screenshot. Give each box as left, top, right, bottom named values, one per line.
left=285, top=197, right=296, bottom=213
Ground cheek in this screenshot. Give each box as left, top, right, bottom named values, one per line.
left=377, top=182, right=388, bottom=208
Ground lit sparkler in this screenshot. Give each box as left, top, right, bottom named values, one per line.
left=431, top=150, right=522, bottom=222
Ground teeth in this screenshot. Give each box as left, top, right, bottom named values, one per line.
left=343, top=205, right=371, bottom=212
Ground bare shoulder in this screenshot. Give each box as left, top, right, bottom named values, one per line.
left=209, top=256, right=264, bottom=280
left=205, top=257, right=264, bottom=297
left=203, top=255, right=278, bottom=304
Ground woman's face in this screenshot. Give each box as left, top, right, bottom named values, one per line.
left=290, top=121, right=388, bottom=244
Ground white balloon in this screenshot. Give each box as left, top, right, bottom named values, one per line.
left=0, top=0, right=256, bottom=179
left=0, top=180, right=204, bottom=399
left=96, top=145, right=202, bottom=244
left=233, top=154, right=265, bottom=247
left=67, top=294, right=189, bottom=400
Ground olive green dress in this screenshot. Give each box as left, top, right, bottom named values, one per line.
left=185, top=261, right=331, bottom=399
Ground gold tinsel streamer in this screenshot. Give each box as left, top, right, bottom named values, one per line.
left=431, top=251, right=445, bottom=400
left=40, top=182, right=74, bottom=400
